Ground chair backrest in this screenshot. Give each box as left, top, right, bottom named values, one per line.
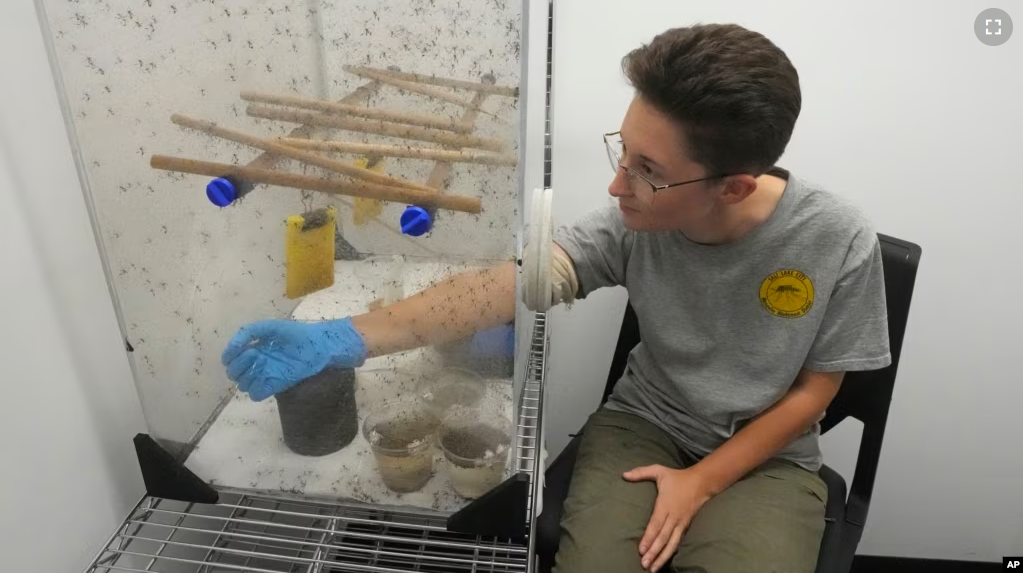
left=600, top=234, right=921, bottom=525
left=601, top=300, right=641, bottom=405
left=818, top=234, right=921, bottom=431
left=820, top=233, right=921, bottom=525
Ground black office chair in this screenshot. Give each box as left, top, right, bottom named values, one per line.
left=536, top=234, right=921, bottom=572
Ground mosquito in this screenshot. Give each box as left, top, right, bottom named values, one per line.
left=768, top=284, right=807, bottom=307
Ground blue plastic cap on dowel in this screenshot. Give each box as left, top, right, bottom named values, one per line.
left=400, top=206, right=433, bottom=236
left=206, top=177, right=237, bottom=207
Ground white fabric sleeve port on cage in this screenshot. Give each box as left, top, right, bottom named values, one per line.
left=521, top=242, right=580, bottom=310
left=551, top=245, right=579, bottom=305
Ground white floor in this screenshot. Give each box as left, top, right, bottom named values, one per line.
left=185, top=257, right=516, bottom=513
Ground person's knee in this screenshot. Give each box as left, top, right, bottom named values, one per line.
left=553, top=522, right=646, bottom=573
left=552, top=409, right=680, bottom=572
left=672, top=539, right=819, bottom=573
left=554, top=494, right=653, bottom=573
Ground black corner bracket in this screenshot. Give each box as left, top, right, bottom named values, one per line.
left=446, top=472, right=529, bottom=540
left=133, top=433, right=218, bottom=504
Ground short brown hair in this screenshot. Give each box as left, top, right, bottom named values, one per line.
left=622, top=23, right=801, bottom=179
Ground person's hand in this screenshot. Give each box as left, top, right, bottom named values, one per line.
left=623, top=464, right=714, bottom=572
left=221, top=317, right=368, bottom=402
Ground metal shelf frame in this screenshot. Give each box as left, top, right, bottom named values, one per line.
left=90, top=313, right=550, bottom=573
left=89, top=492, right=528, bottom=573
left=516, top=312, right=549, bottom=567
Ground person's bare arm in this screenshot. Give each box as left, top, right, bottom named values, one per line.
left=350, top=261, right=517, bottom=358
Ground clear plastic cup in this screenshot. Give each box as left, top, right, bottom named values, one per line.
left=356, top=367, right=431, bottom=407
left=418, top=367, right=485, bottom=420
left=351, top=255, right=404, bottom=310
left=438, top=406, right=512, bottom=499
left=362, top=398, right=439, bottom=493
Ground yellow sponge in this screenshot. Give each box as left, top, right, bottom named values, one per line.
left=285, top=206, right=336, bottom=300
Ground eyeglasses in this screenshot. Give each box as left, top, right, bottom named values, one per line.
left=603, top=131, right=731, bottom=204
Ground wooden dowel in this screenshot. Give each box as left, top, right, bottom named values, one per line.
left=277, top=138, right=518, bottom=167
left=244, top=80, right=377, bottom=174
left=342, top=65, right=508, bottom=122
left=342, top=65, right=518, bottom=98
left=239, top=91, right=472, bottom=134
left=246, top=105, right=505, bottom=152
left=170, top=114, right=437, bottom=194
left=150, top=155, right=482, bottom=214
left=229, top=81, right=444, bottom=253
left=422, top=91, right=489, bottom=195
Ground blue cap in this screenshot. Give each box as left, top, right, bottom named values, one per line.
left=206, top=177, right=237, bottom=207
left=400, top=206, right=433, bottom=236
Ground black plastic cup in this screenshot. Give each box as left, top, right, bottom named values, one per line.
left=275, top=367, right=358, bottom=456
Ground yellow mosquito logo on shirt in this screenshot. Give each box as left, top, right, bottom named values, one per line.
left=759, top=269, right=815, bottom=318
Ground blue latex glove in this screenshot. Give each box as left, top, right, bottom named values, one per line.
left=469, top=323, right=515, bottom=358
left=221, top=317, right=368, bottom=402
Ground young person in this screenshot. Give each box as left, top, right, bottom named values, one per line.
left=222, top=23, right=890, bottom=572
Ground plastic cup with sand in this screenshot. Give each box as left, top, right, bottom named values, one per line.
left=438, top=405, right=512, bottom=499
left=418, top=366, right=485, bottom=420
left=362, top=397, right=439, bottom=493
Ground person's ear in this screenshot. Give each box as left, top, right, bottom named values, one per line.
left=717, top=175, right=758, bottom=205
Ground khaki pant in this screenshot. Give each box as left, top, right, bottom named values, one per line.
left=553, top=409, right=827, bottom=573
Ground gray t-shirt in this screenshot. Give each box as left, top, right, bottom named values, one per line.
left=554, top=171, right=891, bottom=471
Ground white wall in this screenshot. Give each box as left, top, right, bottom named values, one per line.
left=542, top=0, right=1023, bottom=563
left=0, top=1, right=147, bottom=570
